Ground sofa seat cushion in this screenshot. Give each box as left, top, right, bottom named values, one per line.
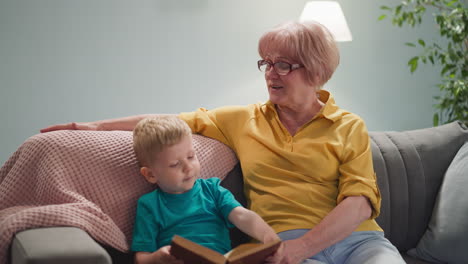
left=11, top=227, right=111, bottom=264
left=402, top=253, right=431, bottom=264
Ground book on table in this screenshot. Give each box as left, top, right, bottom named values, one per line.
left=170, top=235, right=281, bottom=264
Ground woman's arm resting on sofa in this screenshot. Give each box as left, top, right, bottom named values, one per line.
left=40, top=114, right=175, bottom=133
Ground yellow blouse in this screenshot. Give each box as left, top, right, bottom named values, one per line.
left=179, top=90, right=382, bottom=233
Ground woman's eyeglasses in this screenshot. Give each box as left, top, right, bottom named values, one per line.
left=257, top=60, right=303, bottom=76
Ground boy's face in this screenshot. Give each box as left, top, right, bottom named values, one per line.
left=141, top=134, right=200, bottom=194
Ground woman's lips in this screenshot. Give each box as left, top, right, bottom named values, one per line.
left=270, top=85, right=283, bottom=90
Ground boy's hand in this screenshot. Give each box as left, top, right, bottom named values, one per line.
left=263, top=232, right=281, bottom=244
left=135, top=246, right=183, bottom=264
left=154, top=246, right=183, bottom=264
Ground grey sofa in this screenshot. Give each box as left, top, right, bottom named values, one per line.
left=8, top=121, right=468, bottom=264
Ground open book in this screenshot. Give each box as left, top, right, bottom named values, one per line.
left=170, top=235, right=281, bottom=264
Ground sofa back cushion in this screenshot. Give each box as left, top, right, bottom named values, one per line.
left=407, top=142, right=468, bottom=263
left=369, top=121, right=468, bottom=251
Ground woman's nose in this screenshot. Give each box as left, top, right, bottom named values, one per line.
left=265, top=67, right=279, bottom=79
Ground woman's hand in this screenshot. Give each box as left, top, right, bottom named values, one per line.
left=40, top=122, right=99, bottom=133
left=265, top=239, right=309, bottom=264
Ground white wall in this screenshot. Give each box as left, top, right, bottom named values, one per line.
left=0, top=0, right=442, bottom=165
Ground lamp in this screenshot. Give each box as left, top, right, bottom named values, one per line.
left=299, top=1, right=352, bottom=42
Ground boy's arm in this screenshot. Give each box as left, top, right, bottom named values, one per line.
left=228, top=206, right=280, bottom=243
left=135, top=246, right=183, bottom=264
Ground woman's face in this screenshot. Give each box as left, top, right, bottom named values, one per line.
left=263, top=52, right=316, bottom=110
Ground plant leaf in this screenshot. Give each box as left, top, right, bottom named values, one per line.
left=446, top=0, right=457, bottom=6
left=428, top=55, right=435, bottom=64
left=380, top=0, right=468, bottom=125
left=395, top=5, right=402, bottom=16
left=418, top=39, right=426, bottom=47
left=408, top=56, right=419, bottom=73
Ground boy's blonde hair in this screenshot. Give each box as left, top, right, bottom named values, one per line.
left=133, top=116, right=192, bottom=167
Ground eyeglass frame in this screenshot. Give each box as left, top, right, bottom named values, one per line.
left=257, top=59, right=304, bottom=76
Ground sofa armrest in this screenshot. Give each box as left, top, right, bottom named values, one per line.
left=11, top=227, right=111, bottom=264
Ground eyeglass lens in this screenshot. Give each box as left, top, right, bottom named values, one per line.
left=258, top=61, right=291, bottom=75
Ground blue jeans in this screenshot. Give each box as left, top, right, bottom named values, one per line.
left=278, top=229, right=405, bottom=264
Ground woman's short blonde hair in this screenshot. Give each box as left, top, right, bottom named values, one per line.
left=133, top=116, right=192, bottom=167
left=258, top=20, right=340, bottom=88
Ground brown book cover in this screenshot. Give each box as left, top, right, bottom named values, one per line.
left=170, top=235, right=281, bottom=264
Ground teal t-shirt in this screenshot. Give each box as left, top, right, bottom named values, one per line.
left=131, top=178, right=242, bottom=254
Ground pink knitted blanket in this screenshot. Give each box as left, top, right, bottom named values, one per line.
left=0, top=131, right=238, bottom=263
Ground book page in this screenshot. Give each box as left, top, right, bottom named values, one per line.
left=225, top=240, right=281, bottom=264
left=224, top=243, right=260, bottom=259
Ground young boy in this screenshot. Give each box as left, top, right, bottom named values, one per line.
left=131, top=116, right=280, bottom=264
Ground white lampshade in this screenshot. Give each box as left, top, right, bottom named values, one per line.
left=299, top=1, right=352, bottom=42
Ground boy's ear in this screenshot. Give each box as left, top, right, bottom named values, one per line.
left=140, top=167, right=158, bottom=184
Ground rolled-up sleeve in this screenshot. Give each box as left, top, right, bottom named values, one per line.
left=337, top=119, right=381, bottom=219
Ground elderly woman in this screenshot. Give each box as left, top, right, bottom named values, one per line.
left=41, top=21, right=404, bottom=264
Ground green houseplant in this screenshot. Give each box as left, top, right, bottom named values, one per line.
left=379, top=0, right=467, bottom=126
